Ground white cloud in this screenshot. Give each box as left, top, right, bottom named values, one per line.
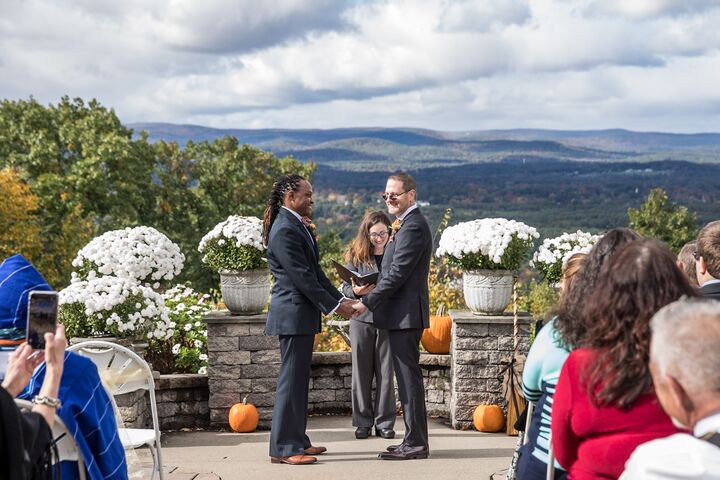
left=1, top=0, right=719, bottom=132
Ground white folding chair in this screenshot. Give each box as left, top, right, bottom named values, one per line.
left=15, top=398, right=88, bottom=480
left=68, top=340, right=165, bottom=480
left=546, top=430, right=556, bottom=480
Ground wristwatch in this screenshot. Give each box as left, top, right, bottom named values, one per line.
left=32, top=395, right=62, bottom=409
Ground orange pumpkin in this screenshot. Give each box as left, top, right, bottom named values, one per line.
left=473, top=404, right=505, bottom=432
left=421, top=305, right=452, bottom=354
left=229, top=396, right=259, bottom=433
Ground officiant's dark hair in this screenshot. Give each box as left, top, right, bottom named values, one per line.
left=262, top=174, right=306, bottom=246
left=345, top=210, right=392, bottom=267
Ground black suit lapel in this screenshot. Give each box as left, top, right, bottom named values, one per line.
left=280, top=208, right=318, bottom=261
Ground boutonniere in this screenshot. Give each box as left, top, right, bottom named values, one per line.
left=389, top=219, right=402, bottom=243
left=302, top=216, right=318, bottom=241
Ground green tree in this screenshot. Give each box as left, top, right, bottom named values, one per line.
left=149, top=137, right=315, bottom=292
left=0, top=97, right=157, bottom=285
left=628, top=188, right=700, bottom=252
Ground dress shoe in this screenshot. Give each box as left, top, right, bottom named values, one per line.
left=386, top=443, right=404, bottom=452
left=270, top=455, right=317, bottom=465
left=355, top=427, right=372, bottom=439
left=304, top=446, right=327, bottom=455
left=378, top=445, right=429, bottom=460
left=375, top=427, right=395, bottom=439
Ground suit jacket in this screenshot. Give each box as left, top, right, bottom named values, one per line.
left=340, top=259, right=379, bottom=324
left=700, top=281, right=720, bottom=300
left=362, top=207, right=432, bottom=330
left=265, top=208, right=343, bottom=335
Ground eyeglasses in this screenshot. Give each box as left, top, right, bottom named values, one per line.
left=369, top=231, right=389, bottom=239
left=381, top=191, right=408, bottom=202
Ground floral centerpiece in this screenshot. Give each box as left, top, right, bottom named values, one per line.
left=436, top=218, right=539, bottom=315
left=59, top=276, right=173, bottom=341
left=72, top=226, right=185, bottom=289
left=146, top=285, right=212, bottom=374
left=198, top=215, right=270, bottom=314
left=531, top=230, right=601, bottom=284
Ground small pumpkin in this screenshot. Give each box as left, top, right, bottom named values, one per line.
left=421, top=305, right=452, bottom=354
left=473, top=404, right=505, bottom=433
left=229, top=396, right=259, bottom=433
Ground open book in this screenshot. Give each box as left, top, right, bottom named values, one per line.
left=332, top=260, right=379, bottom=286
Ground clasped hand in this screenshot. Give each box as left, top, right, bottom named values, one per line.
left=335, top=298, right=369, bottom=318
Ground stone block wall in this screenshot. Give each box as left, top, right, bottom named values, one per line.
left=205, top=311, right=452, bottom=430
left=116, top=373, right=209, bottom=430
left=449, top=310, right=532, bottom=429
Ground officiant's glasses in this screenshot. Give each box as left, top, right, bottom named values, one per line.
left=381, top=191, right=408, bottom=202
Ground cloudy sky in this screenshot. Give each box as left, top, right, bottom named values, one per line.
left=2, top=0, right=719, bottom=132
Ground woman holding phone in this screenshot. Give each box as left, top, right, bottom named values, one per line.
left=341, top=211, right=396, bottom=439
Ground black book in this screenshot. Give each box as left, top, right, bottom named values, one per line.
left=332, top=260, right=379, bottom=286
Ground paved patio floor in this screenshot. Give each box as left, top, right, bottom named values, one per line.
left=136, top=415, right=518, bottom=480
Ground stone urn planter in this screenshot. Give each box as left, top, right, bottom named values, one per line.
left=219, top=268, right=271, bottom=315
left=463, top=269, right=514, bottom=315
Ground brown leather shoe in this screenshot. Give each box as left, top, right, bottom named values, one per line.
left=304, top=446, right=327, bottom=455
left=270, top=455, right=317, bottom=465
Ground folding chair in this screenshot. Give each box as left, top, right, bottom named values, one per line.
left=15, top=398, right=87, bottom=480
left=68, top=340, right=165, bottom=480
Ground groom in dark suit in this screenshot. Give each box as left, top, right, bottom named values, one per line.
left=353, top=172, right=432, bottom=460
left=263, top=174, right=357, bottom=465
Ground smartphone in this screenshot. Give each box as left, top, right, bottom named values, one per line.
left=26, top=291, right=58, bottom=350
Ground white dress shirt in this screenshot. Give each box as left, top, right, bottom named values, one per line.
left=620, top=412, right=720, bottom=479
left=396, top=203, right=418, bottom=222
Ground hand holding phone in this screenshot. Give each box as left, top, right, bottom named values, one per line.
left=26, top=291, right=59, bottom=350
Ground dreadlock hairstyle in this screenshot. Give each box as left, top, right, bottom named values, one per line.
left=262, top=174, right=306, bottom=246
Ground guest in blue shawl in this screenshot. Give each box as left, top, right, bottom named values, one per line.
left=1, top=254, right=127, bottom=480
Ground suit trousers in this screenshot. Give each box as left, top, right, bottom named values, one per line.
left=350, top=319, right=396, bottom=429
left=269, top=334, right=314, bottom=457
left=388, top=328, right=429, bottom=449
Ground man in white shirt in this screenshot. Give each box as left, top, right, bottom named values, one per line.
left=621, top=298, right=720, bottom=479
left=696, top=220, right=720, bottom=299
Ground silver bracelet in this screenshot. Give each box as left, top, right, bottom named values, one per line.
left=32, top=395, right=62, bottom=409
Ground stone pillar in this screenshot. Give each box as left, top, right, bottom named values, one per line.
left=205, top=311, right=278, bottom=429
left=449, top=310, right=533, bottom=430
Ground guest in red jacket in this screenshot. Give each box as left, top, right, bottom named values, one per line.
left=551, top=239, right=698, bottom=479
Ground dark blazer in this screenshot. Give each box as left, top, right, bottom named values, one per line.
left=700, top=281, right=720, bottom=300
left=362, top=207, right=432, bottom=330
left=265, top=208, right=343, bottom=335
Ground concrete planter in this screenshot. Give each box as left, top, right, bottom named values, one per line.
left=219, top=269, right=271, bottom=315
left=462, top=269, right=514, bottom=315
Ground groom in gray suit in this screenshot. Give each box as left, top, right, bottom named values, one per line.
left=353, top=172, right=432, bottom=460
left=263, top=174, right=357, bottom=465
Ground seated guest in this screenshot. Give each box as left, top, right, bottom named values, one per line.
left=554, top=228, right=640, bottom=350
left=696, top=221, right=720, bottom=299
left=1, top=326, right=65, bottom=480
left=0, top=254, right=126, bottom=480
left=677, top=240, right=699, bottom=287
left=552, top=239, right=698, bottom=480
left=518, top=252, right=586, bottom=480
left=621, top=298, right=720, bottom=479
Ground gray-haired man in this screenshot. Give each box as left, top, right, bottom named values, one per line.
left=621, top=298, right=720, bottom=479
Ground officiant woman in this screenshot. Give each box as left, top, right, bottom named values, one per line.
left=341, top=210, right=396, bottom=440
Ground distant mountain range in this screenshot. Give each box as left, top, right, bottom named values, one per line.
left=128, top=123, right=720, bottom=170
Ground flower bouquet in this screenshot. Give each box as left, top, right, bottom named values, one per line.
left=436, top=218, right=538, bottom=315
left=59, top=276, right=172, bottom=340
left=199, top=216, right=270, bottom=314
left=72, top=226, right=185, bottom=289
left=531, top=230, right=601, bottom=284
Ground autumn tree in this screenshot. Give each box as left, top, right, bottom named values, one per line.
left=0, top=168, right=42, bottom=262
left=628, top=188, right=699, bottom=252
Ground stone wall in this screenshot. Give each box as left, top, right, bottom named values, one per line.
left=116, top=373, right=209, bottom=431
left=205, top=311, right=452, bottom=429
left=449, top=310, right=532, bottom=429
